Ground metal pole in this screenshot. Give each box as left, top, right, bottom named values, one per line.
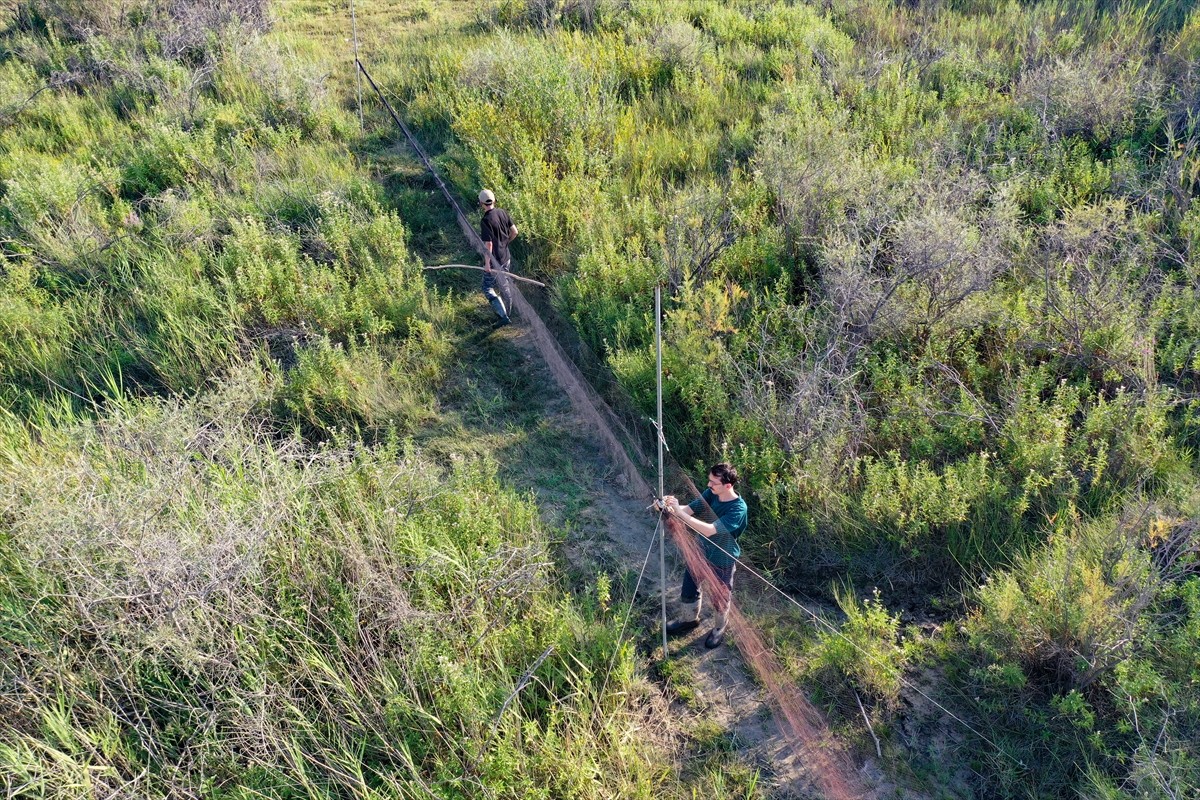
left=656, top=284, right=668, bottom=661
left=350, top=0, right=364, bottom=130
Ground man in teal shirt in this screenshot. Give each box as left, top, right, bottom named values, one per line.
left=662, top=462, right=748, bottom=648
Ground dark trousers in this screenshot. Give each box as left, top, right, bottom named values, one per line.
left=681, top=563, right=735, bottom=608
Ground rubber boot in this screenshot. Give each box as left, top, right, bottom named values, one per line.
left=705, top=607, right=728, bottom=649
left=499, top=278, right=514, bottom=319
left=484, top=288, right=511, bottom=324
left=666, top=598, right=701, bottom=636
left=497, top=262, right=515, bottom=317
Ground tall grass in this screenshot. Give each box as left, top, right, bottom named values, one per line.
left=0, top=371, right=678, bottom=799
left=0, top=2, right=421, bottom=415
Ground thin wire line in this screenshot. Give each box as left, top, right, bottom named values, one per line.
left=349, top=0, right=364, bottom=130
left=669, top=513, right=1025, bottom=768
left=594, top=512, right=662, bottom=724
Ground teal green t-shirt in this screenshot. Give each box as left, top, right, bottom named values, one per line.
left=688, top=488, right=747, bottom=569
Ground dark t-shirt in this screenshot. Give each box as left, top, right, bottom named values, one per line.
left=688, top=488, right=747, bottom=569
left=481, top=207, right=515, bottom=266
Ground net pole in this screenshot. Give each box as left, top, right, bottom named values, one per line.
left=350, top=0, right=364, bottom=130
left=656, top=284, right=668, bottom=661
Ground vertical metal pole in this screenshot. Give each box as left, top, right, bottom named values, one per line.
left=350, top=0, right=364, bottom=130
left=656, top=284, right=668, bottom=661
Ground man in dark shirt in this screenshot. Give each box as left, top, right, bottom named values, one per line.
left=662, top=462, right=748, bottom=648
left=479, top=188, right=518, bottom=324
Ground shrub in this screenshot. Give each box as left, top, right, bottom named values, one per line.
left=1014, top=17, right=1159, bottom=147
left=964, top=512, right=1200, bottom=798
left=725, top=298, right=862, bottom=477
left=16, top=0, right=269, bottom=54
left=820, top=170, right=1016, bottom=343
left=1028, top=200, right=1158, bottom=386
left=811, top=585, right=910, bottom=710
left=481, top=0, right=629, bottom=34
left=858, top=450, right=996, bottom=551
left=968, top=518, right=1157, bottom=692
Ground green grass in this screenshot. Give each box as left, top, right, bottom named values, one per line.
left=2, top=0, right=1199, bottom=797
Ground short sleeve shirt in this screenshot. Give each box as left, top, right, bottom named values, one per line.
left=688, top=488, right=747, bottom=569
left=481, top=207, right=515, bottom=266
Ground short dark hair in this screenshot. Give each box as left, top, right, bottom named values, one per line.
left=708, top=462, right=738, bottom=488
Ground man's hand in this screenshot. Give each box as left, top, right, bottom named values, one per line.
left=651, top=497, right=676, bottom=514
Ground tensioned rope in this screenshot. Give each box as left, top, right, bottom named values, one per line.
left=665, top=500, right=1026, bottom=769
left=422, top=264, right=546, bottom=287
left=594, top=513, right=663, bottom=725
left=349, top=0, right=363, bottom=129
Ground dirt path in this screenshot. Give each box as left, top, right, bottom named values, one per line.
left=376, top=133, right=887, bottom=797
left=493, top=316, right=881, bottom=800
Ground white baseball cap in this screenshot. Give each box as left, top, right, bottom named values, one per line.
left=478, top=188, right=495, bottom=204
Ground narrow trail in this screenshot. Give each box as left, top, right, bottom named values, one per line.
left=498, top=324, right=885, bottom=800
left=376, top=139, right=893, bottom=798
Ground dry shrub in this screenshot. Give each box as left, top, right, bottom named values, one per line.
left=647, top=20, right=706, bottom=76
left=755, top=102, right=877, bottom=244
left=757, top=104, right=1015, bottom=344
left=12, top=0, right=273, bottom=114
left=486, top=0, right=627, bottom=33
left=728, top=303, right=864, bottom=467
left=1035, top=199, right=1160, bottom=384
left=161, top=0, right=269, bottom=59
left=655, top=182, right=737, bottom=294
left=821, top=171, right=1017, bottom=342
left=19, top=0, right=269, bottom=46
left=0, top=382, right=295, bottom=662
left=1015, top=46, right=1158, bottom=146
